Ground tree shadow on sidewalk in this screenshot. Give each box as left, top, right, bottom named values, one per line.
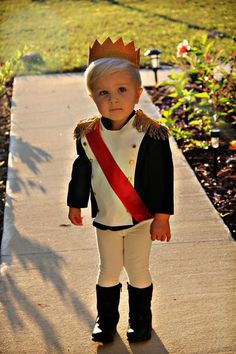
left=10, top=136, right=52, bottom=175
left=0, top=136, right=94, bottom=351
left=1, top=134, right=52, bottom=252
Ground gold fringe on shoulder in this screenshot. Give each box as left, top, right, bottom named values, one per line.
left=73, top=116, right=101, bottom=139
left=133, top=109, right=169, bottom=140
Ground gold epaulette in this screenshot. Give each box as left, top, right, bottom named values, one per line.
left=133, top=109, right=169, bottom=140
left=73, top=110, right=169, bottom=140
left=73, top=116, right=101, bottom=139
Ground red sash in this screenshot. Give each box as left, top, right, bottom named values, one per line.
left=86, top=123, right=152, bottom=222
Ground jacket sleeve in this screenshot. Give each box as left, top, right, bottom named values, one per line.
left=67, top=139, right=92, bottom=208
left=136, top=134, right=174, bottom=215
left=147, top=137, right=174, bottom=215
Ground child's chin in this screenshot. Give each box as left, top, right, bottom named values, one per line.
left=109, top=112, right=126, bottom=119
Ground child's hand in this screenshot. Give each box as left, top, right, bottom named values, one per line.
left=68, top=207, right=83, bottom=226
left=150, top=214, right=171, bottom=242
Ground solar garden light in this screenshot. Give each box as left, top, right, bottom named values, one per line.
left=211, top=128, right=220, bottom=177
left=144, top=49, right=162, bottom=85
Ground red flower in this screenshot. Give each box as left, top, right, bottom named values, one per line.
left=177, top=40, right=190, bottom=58
left=204, top=53, right=212, bottom=62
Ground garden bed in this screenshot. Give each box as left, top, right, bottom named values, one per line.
left=0, top=80, right=12, bottom=244
left=146, top=85, right=236, bottom=240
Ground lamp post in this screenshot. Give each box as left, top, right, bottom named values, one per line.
left=144, top=49, right=162, bottom=85
left=211, top=128, right=220, bottom=177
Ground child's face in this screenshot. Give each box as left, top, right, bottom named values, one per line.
left=90, top=70, right=143, bottom=124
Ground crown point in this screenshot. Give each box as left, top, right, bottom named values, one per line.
left=103, top=37, right=112, bottom=45
left=115, top=37, right=124, bottom=45
left=89, top=37, right=140, bottom=67
left=126, top=41, right=135, bottom=50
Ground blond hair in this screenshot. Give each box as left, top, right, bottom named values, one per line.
left=85, top=57, right=142, bottom=94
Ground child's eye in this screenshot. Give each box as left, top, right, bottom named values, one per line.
left=99, top=90, right=108, bottom=96
left=119, top=87, right=127, bottom=93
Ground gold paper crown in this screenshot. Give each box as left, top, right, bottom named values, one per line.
left=89, top=37, right=140, bottom=67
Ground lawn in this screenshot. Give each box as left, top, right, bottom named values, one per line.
left=0, top=0, right=235, bottom=74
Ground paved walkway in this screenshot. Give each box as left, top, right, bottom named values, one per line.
left=0, top=70, right=235, bottom=354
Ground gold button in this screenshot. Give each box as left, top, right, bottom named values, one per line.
left=90, top=158, right=93, bottom=163
left=83, top=141, right=87, bottom=146
left=129, top=159, right=134, bottom=165
left=132, top=144, right=136, bottom=148
left=128, top=177, right=132, bottom=182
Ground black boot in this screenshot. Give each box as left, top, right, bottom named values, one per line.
left=92, top=283, right=122, bottom=343
left=127, top=283, right=153, bottom=342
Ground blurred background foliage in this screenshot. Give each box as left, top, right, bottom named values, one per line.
left=0, top=0, right=235, bottom=74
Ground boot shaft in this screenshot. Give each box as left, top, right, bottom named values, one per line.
left=128, top=283, right=153, bottom=305
left=128, top=283, right=153, bottom=324
left=96, top=283, right=122, bottom=315
left=92, top=283, right=122, bottom=343
left=127, top=283, right=153, bottom=342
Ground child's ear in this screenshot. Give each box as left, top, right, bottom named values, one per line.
left=135, top=87, right=143, bottom=103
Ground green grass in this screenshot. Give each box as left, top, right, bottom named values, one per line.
left=0, top=0, right=235, bottom=74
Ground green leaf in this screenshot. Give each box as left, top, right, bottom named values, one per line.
left=159, top=117, right=167, bottom=124
left=173, top=101, right=184, bottom=110
left=168, top=92, right=178, bottom=98
left=169, top=72, right=177, bottom=80
left=162, top=110, right=169, bottom=118
left=187, top=112, right=195, bottom=120
left=195, top=92, right=210, bottom=99
left=201, top=34, right=209, bottom=46
left=212, top=84, right=221, bottom=91
left=218, top=120, right=226, bottom=125
left=205, top=41, right=215, bottom=53
left=198, top=102, right=212, bottom=109
left=195, top=50, right=204, bottom=57
left=189, top=120, right=201, bottom=126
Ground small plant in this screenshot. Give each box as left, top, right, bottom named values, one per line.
left=159, top=36, right=236, bottom=149
left=0, top=48, right=28, bottom=98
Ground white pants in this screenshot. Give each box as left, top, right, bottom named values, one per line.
left=95, top=220, right=152, bottom=289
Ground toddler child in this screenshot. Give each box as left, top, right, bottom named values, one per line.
left=67, top=38, right=173, bottom=343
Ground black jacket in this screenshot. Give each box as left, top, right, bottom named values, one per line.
left=67, top=130, right=174, bottom=222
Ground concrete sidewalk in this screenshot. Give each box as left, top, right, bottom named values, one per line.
left=0, top=70, right=235, bottom=354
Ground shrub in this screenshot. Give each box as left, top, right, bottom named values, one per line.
left=0, top=48, right=27, bottom=98
left=159, top=35, right=236, bottom=149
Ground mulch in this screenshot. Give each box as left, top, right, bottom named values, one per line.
left=0, top=81, right=12, bottom=243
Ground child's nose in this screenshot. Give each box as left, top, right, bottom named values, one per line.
left=109, top=93, right=119, bottom=103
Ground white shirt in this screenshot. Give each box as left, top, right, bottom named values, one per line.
left=81, top=116, right=145, bottom=227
